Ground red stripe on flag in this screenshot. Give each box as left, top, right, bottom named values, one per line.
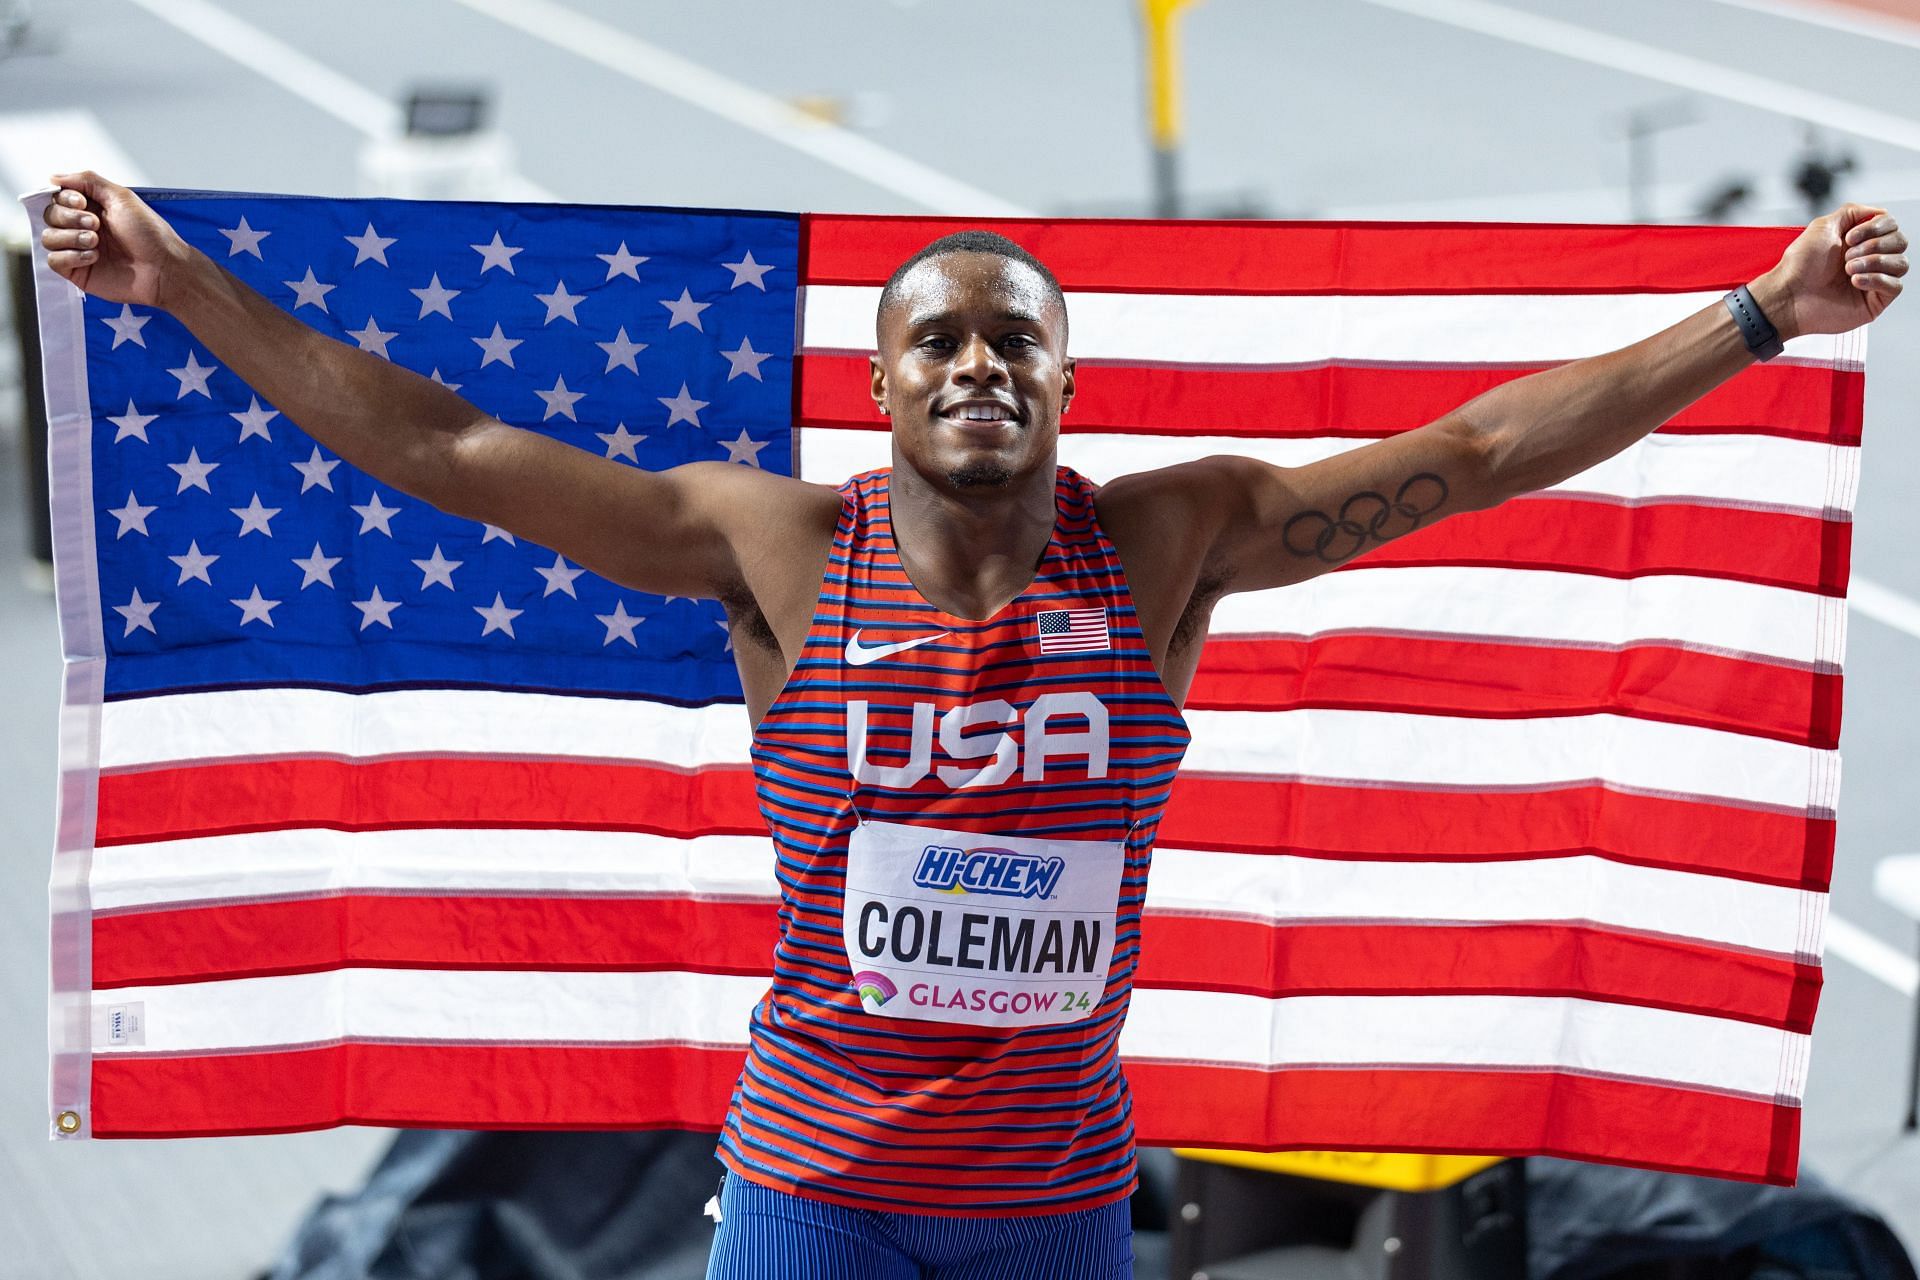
left=95, top=758, right=1833, bottom=889
left=92, top=894, right=781, bottom=989
left=1125, top=1063, right=1799, bottom=1185
left=91, top=1042, right=745, bottom=1138
left=802, top=216, right=1799, bottom=296
left=797, top=353, right=1865, bottom=446
left=1139, top=917, right=1821, bottom=1032
left=1362, top=498, right=1849, bottom=596
left=89, top=897, right=1819, bottom=1033
left=1188, top=635, right=1842, bottom=749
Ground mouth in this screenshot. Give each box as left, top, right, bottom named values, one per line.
left=935, top=400, right=1022, bottom=428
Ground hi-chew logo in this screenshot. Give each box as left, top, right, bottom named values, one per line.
left=912, top=844, right=1065, bottom=900
left=852, top=971, right=898, bottom=1006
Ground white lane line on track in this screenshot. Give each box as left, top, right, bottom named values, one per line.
left=1828, top=913, right=1920, bottom=995
left=118, top=0, right=399, bottom=138
left=1707, top=0, right=1920, bottom=53
left=113, top=0, right=556, bottom=201
left=1850, top=575, right=1920, bottom=641
left=1351, top=0, right=1920, bottom=154
left=444, top=0, right=1036, bottom=217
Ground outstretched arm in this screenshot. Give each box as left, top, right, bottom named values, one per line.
left=1144, top=204, right=1906, bottom=598
left=37, top=171, right=834, bottom=602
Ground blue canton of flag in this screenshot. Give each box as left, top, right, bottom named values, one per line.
left=82, top=192, right=800, bottom=704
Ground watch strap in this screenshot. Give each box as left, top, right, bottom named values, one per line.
left=1724, top=284, right=1785, bottom=362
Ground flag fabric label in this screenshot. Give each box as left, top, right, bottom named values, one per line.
left=28, top=189, right=1864, bottom=1185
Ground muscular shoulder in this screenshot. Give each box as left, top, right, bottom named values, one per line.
left=1093, top=458, right=1246, bottom=668
left=1093, top=457, right=1248, bottom=599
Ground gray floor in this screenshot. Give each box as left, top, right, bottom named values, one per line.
left=2, top=1, right=1920, bottom=1276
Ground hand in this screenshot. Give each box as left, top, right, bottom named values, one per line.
left=1752, top=203, right=1906, bottom=341
left=39, top=170, right=195, bottom=310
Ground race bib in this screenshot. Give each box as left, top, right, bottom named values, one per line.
left=842, top=818, right=1125, bottom=1027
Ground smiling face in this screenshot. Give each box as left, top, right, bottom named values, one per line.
left=871, top=251, right=1073, bottom=493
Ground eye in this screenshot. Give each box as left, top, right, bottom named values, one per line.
left=917, top=335, right=954, bottom=352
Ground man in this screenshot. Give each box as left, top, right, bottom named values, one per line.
left=41, top=174, right=1907, bottom=1279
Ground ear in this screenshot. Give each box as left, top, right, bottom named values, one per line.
left=1060, top=356, right=1075, bottom=415
left=869, top=354, right=889, bottom=416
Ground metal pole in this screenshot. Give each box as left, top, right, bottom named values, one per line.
left=1142, top=0, right=1198, bottom=219
left=1905, top=922, right=1919, bottom=1131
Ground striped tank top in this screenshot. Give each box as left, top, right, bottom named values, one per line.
left=719, top=464, right=1192, bottom=1215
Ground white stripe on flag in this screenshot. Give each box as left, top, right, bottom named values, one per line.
left=801, top=286, right=1857, bottom=367
left=88, top=826, right=1821, bottom=958
left=799, top=428, right=1861, bottom=519
left=90, top=969, right=1809, bottom=1101
left=100, top=690, right=1838, bottom=813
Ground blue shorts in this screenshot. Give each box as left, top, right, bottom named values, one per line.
left=705, top=1173, right=1134, bottom=1280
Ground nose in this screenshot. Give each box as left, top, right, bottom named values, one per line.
left=951, top=333, right=1008, bottom=387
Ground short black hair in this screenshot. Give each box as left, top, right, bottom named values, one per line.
left=876, top=230, right=1066, bottom=330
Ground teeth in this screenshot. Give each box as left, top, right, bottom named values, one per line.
left=953, top=405, right=1009, bottom=421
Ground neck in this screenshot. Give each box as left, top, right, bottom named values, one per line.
left=888, top=453, right=1059, bottom=621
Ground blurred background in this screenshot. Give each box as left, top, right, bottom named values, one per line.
left=2, top=1, right=1919, bottom=1277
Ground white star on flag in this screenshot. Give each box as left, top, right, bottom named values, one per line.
left=715, top=617, right=733, bottom=652
left=168, top=350, right=217, bottom=399
left=107, top=492, right=156, bottom=538
left=167, top=540, right=218, bottom=586
left=534, top=553, right=585, bottom=598
left=595, top=327, right=648, bottom=373
left=595, top=599, right=644, bottom=647
left=659, top=383, right=708, bottom=427
left=292, top=543, right=342, bottom=589
left=536, top=375, right=585, bottom=421
left=230, top=493, right=281, bottom=537
left=412, top=545, right=463, bottom=590
left=347, top=316, right=398, bottom=358
left=535, top=280, right=586, bottom=325
left=481, top=523, right=516, bottom=545
left=721, top=429, right=768, bottom=467
left=283, top=267, right=336, bottom=313
left=411, top=274, right=461, bottom=320
left=597, top=241, right=648, bottom=281
left=473, top=324, right=522, bottom=369
left=231, top=396, right=278, bottom=443
left=471, top=231, right=524, bottom=275
left=429, top=368, right=463, bottom=392
left=230, top=585, right=282, bottom=627
left=352, top=585, right=403, bottom=630
left=108, top=401, right=156, bottom=444
left=113, top=588, right=160, bottom=637
left=720, top=336, right=771, bottom=381
left=351, top=491, right=401, bottom=536
left=345, top=223, right=397, bottom=266
left=168, top=446, right=219, bottom=494
left=474, top=593, right=523, bottom=638
left=103, top=304, right=149, bottom=349
left=660, top=287, right=711, bottom=331
left=596, top=423, right=646, bottom=462
left=291, top=446, right=340, bottom=493
left=218, top=216, right=270, bottom=258
left=721, top=250, right=773, bottom=290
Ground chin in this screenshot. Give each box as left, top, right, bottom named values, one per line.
left=946, top=461, right=1014, bottom=489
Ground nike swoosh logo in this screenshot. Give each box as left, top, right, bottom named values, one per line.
left=844, top=628, right=951, bottom=666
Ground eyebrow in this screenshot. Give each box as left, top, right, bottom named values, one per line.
left=906, top=307, right=1045, bottom=328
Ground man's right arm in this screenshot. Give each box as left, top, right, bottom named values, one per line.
left=39, top=171, right=825, bottom=602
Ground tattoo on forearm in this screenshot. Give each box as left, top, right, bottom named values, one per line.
left=1282, top=473, right=1449, bottom=563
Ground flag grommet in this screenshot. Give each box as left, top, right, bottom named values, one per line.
left=54, top=1110, right=81, bottom=1135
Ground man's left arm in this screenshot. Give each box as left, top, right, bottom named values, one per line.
left=1179, top=204, right=1907, bottom=597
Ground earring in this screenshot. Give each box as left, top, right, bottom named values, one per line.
left=877, top=404, right=890, bottom=415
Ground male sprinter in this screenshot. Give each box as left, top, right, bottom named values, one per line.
left=42, top=175, right=1906, bottom=1279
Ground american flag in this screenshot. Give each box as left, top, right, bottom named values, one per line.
left=1035, top=606, right=1110, bottom=655
left=32, top=192, right=1861, bottom=1184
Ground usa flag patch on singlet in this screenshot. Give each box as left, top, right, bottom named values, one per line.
left=1034, top=607, right=1110, bottom=655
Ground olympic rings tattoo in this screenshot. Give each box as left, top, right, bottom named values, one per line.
left=1281, top=472, right=1449, bottom=564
